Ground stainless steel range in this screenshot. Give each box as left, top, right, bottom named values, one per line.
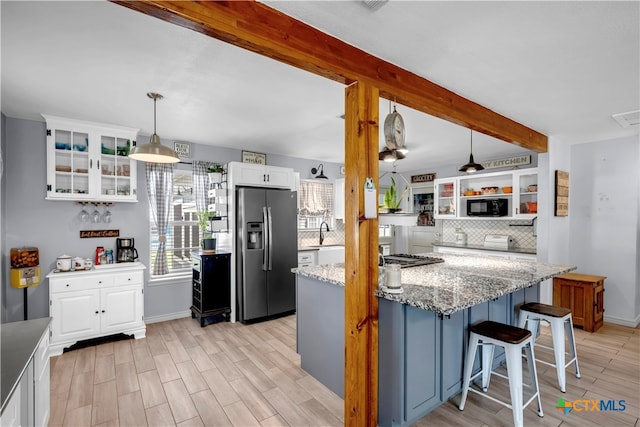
left=383, top=254, right=444, bottom=268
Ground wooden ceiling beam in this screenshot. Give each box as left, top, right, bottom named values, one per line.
left=111, top=0, right=548, bottom=152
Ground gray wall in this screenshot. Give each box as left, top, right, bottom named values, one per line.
left=1, top=116, right=342, bottom=323
left=568, top=136, right=639, bottom=326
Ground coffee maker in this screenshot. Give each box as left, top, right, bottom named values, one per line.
left=116, top=238, right=138, bottom=263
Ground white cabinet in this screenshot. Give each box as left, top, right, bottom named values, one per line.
left=0, top=377, right=22, bottom=427
left=34, top=331, right=50, bottom=427
left=228, top=161, right=294, bottom=189
left=434, top=168, right=538, bottom=219
left=298, top=250, right=318, bottom=267
left=47, top=263, right=146, bottom=355
left=434, top=178, right=457, bottom=218
left=433, top=245, right=536, bottom=260
left=334, top=178, right=345, bottom=220
left=43, top=115, right=139, bottom=202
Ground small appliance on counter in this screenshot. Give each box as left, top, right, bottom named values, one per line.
left=483, top=234, right=514, bottom=250
left=116, top=237, right=138, bottom=262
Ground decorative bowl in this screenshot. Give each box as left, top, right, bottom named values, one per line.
left=527, top=185, right=538, bottom=192
left=502, top=186, right=513, bottom=194
left=481, top=186, right=499, bottom=194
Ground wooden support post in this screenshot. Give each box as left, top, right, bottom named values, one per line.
left=344, top=81, right=379, bottom=427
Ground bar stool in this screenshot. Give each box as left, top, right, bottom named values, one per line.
left=459, top=320, right=543, bottom=427
left=518, top=302, right=581, bottom=393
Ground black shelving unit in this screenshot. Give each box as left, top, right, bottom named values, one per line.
left=191, top=251, right=231, bottom=327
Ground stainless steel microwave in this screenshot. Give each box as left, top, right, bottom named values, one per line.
left=467, top=198, right=509, bottom=217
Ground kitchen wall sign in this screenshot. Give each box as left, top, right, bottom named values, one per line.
left=555, top=170, right=569, bottom=216
left=411, top=173, right=436, bottom=183
left=80, top=230, right=120, bottom=238
left=481, top=155, right=531, bottom=170
left=174, top=141, right=191, bottom=160
left=242, top=150, right=266, bottom=165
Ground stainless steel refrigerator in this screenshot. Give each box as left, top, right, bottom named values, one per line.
left=236, top=187, right=297, bottom=322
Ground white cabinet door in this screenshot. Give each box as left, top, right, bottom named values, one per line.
left=34, top=332, right=50, bottom=427
left=43, top=115, right=138, bottom=202
left=51, top=289, right=101, bottom=343
left=512, top=169, right=538, bottom=218
left=433, top=178, right=458, bottom=218
left=264, top=165, right=293, bottom=188
left=100, top=285, right=143, bottom=334
left=334, top=178, right=345, bottom=220
left=0, top=379, right=22, bottom=427
left=233, top=162, right=266, bottom=186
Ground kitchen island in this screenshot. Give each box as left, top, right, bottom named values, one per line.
left=294, top=253, right=575, bottom=426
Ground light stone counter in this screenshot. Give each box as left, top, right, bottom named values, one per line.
left=294, top=252, right=575, bottom=315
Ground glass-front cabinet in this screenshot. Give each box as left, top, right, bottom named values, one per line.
left=434, top=178, right=457, bottom=218
left=434, top=168, right=538, bottom=219
left=44, top=115, right=138, bottom=202
left=513, top=170, right=538, bottom=218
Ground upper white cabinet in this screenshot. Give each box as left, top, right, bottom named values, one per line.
left=228, top=161, right=294, bottom=189
left=44, top=115, right=139, bottom=202
left=434, top=178, right=458, bottom=218
left=434, top=168, right=538, bottom=219
left=334, top=178, right=345, bottom=220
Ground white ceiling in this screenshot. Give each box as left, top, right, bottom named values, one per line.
left=2, top=1, right=638, bottom=173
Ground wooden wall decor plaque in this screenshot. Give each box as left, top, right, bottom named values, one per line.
left=80, top=230, right=120, bottom=238
left=555, top=170, right=569, bottom=216
left=411, top=173, right=436, bottom=183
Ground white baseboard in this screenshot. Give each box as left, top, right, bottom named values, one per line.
left=604, top=314, right=640, bottom=328
left=144, top=310, right=191, bottom=324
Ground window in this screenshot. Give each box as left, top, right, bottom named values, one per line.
left=298, top=180, right=334, bottom=229
left=149, top=168, right=200, bottom=280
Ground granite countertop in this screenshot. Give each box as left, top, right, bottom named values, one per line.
left=432, top=242, right=537, bottom=255
left=294, top=253, right=575, bottom=315
left=1, top=317, right=52, bottom=413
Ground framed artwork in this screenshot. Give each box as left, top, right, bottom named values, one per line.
left=555, top=170, right=569, bottom=216
left=242, top=150, right=266, bottom=165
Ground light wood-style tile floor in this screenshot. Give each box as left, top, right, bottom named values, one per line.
left=49, top=317, right=639, bottom=426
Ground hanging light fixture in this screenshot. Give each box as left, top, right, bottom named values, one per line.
left=128, top=92, right=180, bottom=163
left=311, top=163, right=328, bottom=179
left=458, top=129, right=484, bottom=173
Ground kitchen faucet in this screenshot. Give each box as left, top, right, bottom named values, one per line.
left=319, top=221, right=330, bottom=245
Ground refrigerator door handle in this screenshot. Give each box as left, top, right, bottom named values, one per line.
left=262, top=206, right=268, bottom=271
left=267, top=206, right=273, bottom=271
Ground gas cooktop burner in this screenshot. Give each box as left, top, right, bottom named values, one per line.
left=382, top=254, right=445, bottom=268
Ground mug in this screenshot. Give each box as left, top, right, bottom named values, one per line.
left=84, top=258, right=93, bottom=269
left=74, top=257, right=85, bottom=270
left=56, top=255, right=72, bottom=271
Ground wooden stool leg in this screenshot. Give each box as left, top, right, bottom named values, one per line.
left=459, top=333, right=479, bottom=411
left=505, top=344, right=524, bottom=427
left=565, top=316, right=581, bottom=379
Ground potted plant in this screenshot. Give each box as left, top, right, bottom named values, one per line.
left=197, top=210, right=216, bottom=251
left=383, top=177, right=408, bottom=213
left=207, top=164, right=224, bottom=184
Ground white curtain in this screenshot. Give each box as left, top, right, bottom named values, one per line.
left=299, top=181, right=333, bottom=217
left=146, top=163, right=174, bottom=275
left=193, top=161, right=213, bottom=214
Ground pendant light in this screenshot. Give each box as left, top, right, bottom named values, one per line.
left=128, top=92, right=180, bottom=163
left=458, top=129, right=484, bottom=173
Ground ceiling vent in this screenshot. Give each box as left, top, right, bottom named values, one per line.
left=611, top=110, right=640, bottom=128
left=362, top=0, right=389, bottom=11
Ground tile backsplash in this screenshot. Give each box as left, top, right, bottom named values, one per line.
left=298, top=219, right=346, bottom=248
left=439, top=219, right=537, bottom=250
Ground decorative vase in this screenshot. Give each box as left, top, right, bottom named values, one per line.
left=208, top=172, right=222, bottom=184
left=202, top=238, right=216, bottom=252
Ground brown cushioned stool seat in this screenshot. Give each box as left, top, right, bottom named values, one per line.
left=521, top=302, right=571, bottom=318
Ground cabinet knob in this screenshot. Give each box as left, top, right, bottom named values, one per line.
left=102, top=310, right=106, bottom=313
left=128, top=278, right=131, bottom=281
left=95, top=311, right=99, bottom=314
left=66, top=284, right=70, bottom=287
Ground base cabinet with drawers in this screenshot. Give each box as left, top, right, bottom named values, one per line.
left=553, top=273, right=606, bottom=332
left=191, top=252, right=231, bottom=326
left=47, top=263, right=146, bottom=355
